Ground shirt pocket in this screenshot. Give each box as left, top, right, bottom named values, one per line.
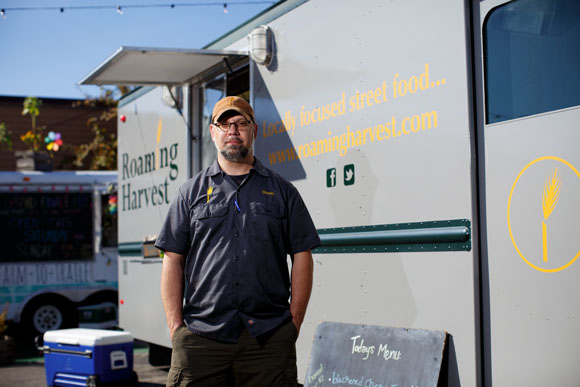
left=191, top=203, right=229, bottom=237
left=249, top=201, right=285, bottom=247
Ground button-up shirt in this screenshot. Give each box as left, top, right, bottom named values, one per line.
left=156, top=158, right=320, bottom=342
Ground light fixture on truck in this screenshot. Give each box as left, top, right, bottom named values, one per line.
left=249, top=25, right=274, bottom=66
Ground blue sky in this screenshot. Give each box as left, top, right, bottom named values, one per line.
left=0, top=0, right=274, bottom=99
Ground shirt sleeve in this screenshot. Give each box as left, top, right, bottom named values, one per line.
left=286, top=184, right=321, bottom=254
left=155, top=187, right=191, bottom=255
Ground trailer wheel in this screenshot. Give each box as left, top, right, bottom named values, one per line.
left=33, top=304, right=63, bottom=332
left=22, top=296, right=75, bottom=335
left=86, top=375, right=98, bottom=387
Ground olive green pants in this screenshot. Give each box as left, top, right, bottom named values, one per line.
left=167, top=321, right=298, bottom=387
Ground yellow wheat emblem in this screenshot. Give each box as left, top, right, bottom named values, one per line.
left=155, top=118, right=163, bottom=170
left=541, top=168, right=561, bottom=262
left=207, top=186, right=213, bottom=203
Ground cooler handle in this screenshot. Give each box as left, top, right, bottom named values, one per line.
left=41, top=346, right=93, bottom=358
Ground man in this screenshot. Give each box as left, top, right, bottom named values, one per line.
left=156, top=96, right=321, bottom=387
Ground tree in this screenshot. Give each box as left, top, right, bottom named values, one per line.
left=69, top=87, right=132, bottom=170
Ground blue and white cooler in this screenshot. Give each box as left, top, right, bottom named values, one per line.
left=41, top=328, right=136, bottom=387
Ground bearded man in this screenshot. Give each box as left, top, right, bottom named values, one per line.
left=156, top=96, right=320, bottom=387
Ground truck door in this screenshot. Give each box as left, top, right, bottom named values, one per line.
left=480, top=0, right=580, bottom=384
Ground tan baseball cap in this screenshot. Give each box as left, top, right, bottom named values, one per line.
left=211, top=96, right=255, bottom=123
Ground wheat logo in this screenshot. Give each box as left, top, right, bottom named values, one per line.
left=508, top=156, right=580, bottom=273
left=541, top=168, right=561, bottom=262
left=155, top=118, right=163, bottom=170
left=207, top=186, right=213, bottom=203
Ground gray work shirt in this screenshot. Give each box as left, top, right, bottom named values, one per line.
left=155, top=158, right=320, bottom=342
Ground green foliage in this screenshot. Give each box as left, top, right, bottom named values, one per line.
left=22, top=96, right=41, bottom=117
left=21, top=97, right=44, bottom=151
left=0, top=123, right=12, bottom=151
left=73, top=125, right=117, bottom=170
left=70, top=87, right=122, bottom=170
left=0, top=97, right=47, bottom=152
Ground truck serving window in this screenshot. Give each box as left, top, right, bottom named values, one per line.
left=484, top=0, right=580, bottom=124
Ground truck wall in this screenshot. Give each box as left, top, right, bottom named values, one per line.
left=248, top=0, right=478, bottom=384
left=116, top=86, right=190, bottom=347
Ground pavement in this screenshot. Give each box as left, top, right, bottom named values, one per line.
left=0, top=327, right=169, bottom=387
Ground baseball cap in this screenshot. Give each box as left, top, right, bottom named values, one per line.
left=211, top=96, right=255, bottom=123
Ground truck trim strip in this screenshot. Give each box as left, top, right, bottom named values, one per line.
left=119, top=219, right=471, bottom=256
left=118, top=242, right=142, bottom=257
left=314, top=219, right=471, bottom=253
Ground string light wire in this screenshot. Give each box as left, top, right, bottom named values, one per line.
left=0, top=1, right=275, bottom=17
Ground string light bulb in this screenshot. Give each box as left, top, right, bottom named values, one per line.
left=223, top=3, right=228, bottom=13
left=116, top=6, right=123, bottom=15
left=0, top=9, right=6, bottom=19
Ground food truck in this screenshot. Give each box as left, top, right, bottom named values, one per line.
left=0, top=171, right=118, bottom=335
left=80, top=0, right=580, bottom=385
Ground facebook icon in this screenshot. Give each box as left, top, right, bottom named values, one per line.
left=326, top=168, right=337, bottom=187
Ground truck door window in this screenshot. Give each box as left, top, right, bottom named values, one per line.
left=484, top=0, right=580, bottom=124
left=199, top=63, right=250, bottom=171
left=202, top=77, right=225, bottom=170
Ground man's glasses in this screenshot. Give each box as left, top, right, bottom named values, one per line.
left=213, top=120, right=253, bottom=132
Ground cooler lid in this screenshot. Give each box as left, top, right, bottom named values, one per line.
left=44, top=328, right=133, bottom=346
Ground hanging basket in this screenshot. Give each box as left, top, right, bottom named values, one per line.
left=14, top=150, right=53, bottom=172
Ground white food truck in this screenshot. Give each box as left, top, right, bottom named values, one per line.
left=0, top=171, right=118, bottom=335
left=81, top=0, right=580, bottom=385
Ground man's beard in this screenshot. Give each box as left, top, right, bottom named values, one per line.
left=220, top=138, right=250, bottom=162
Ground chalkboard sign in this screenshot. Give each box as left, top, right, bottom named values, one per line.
left=0, top=193, right=93, bottom=262
left=304, top=322, right=446, bottom=387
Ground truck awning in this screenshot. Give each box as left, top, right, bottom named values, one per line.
left=79, top=46, right=247, bottom=86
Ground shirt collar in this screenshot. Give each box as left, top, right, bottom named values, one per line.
left=208, top=160, right=222, bottom=177
left=252, top=158, right=271, bottom=177
left=207, top=157, right=271, bottom=178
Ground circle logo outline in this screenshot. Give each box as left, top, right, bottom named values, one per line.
left=507, top=156, right=580, bottom=273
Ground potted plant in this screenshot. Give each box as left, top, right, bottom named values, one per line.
left=14, top=97, right=54, bottom=171
left=0, top=309, right=14, bottom=365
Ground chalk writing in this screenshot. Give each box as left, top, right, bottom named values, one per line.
left=331, top=371, right=363, bottom=385
left=329, top=371, right=385, bottom=387
left=377, top=344, right=402, bottom=361
left=308, top=363, right=324, bottom=387
left=351, top=335, right=402, bottom=362
left=351, top=335, right=375, bottom=360
left=304, top=323, right=445, bottom=387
